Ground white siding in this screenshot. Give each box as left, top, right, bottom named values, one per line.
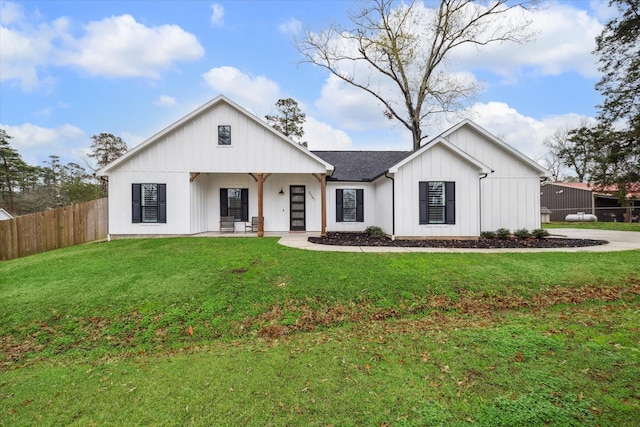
left=481, top=177, right=541, bottom=232
left=326, top=182, right=377, bottom=232
left=446, top=125, right=543, bottom=233
left=393, top=144, right=481, bottom=238
left=374, top=177, right=394, bottom=235
left=113, top=103, right=327, bottom=174
left=108, top=171, right=191, bottom=236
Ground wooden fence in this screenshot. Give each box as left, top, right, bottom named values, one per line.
left=0, top=198, right=108, bottom=261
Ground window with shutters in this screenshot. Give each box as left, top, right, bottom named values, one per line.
left=419, top=181, right=455, bottom=225
left=220, top=188, right=248, bottom=221
left=132, top=183, right=166, bottom=223
left=336, top=189, right=364, bottom=222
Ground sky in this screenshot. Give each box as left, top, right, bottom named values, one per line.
left=0, top=0, right=615, bottom=170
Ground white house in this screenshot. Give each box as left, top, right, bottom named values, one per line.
left=0, top=208, right=13, bottom=221
left=97, top=95, right=549, bottom=239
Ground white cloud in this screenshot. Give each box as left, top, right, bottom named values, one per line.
left=439, top=101, right=596, bottom=162
left=210, top=3, right=224, bottom=27
left=451, top=3, right=603, bottom=79
left=1, top=123, right=86, bottom=165
left=304, top=117, right=353, bottom=150
left=202, top=66, right=280, bottom=114
left=278, top=18, right=302, bottom=35
left=0, top=1, right=24, bottom=25
left=155, top=95, right=176, bottom=107
left=1, top=10, right=204, bottom=89
left=61, top=15, right=204, bottom=78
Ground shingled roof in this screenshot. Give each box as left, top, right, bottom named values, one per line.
left=312, top=151, right=411, bottom=181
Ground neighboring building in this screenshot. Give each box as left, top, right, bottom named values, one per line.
left=540, top=181, right=640, bottom=222
left=97, top=95, right=549, bottom=239
left=0, top=208, right=13, bottom=221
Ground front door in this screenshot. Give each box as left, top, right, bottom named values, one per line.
left=290, top=185, right=306, bottom=231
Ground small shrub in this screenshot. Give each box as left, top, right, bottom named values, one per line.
left=481, top=231, right=497, bottom=239
left=513, top=228, right=531, bottom=239
left=495, top=228, right=511, bottom=239
left=365, top=226, right=385, bottom=238
left=531, top=228, right=550, bottom=239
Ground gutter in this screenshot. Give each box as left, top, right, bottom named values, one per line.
left=479, top=172, right=491, bottom=233
left=384, top=172, right=395, bottom=239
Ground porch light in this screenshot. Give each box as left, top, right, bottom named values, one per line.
left=279, top=188, right=284, bottom=195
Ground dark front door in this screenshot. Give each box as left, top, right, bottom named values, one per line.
left=290, top=185, right=306, bottom=231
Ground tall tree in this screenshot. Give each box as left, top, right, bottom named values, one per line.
left=543, top=122, right=594, bottom=182
left=0, top=129, right=27, bottom=213
left=297, top=0, right=536, bottom=151
left=88, top=133, right=128, bottom=170
left=265, top=98, right=307, bottom=146
left=591, top=0, right=640, bottom=196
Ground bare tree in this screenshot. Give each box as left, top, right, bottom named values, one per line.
left=297, top=0, right=537, bottom=150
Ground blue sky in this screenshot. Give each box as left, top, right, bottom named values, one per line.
left=1, top=0, right=613, bottom=169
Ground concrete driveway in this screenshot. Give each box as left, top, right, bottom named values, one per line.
left=278, top=228, right=640, bottom=253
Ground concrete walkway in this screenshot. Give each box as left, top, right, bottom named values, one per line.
left=276, top=228, right=640, bottom=253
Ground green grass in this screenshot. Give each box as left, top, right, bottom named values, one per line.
left=1, top=238, right=639, bottom=426
left=544, top=221, right=640, bottom=232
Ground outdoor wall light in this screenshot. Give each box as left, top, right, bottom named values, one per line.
left=279, top=188, right=284, bottom=195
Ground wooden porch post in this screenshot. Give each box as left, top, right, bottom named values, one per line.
left=257, top=173, right=264, bottom=237
left=321, top=173, right=327, bottom=237
left=256, top=173, right=272, bottom=237
left=313, top=173, right=328, bottom=237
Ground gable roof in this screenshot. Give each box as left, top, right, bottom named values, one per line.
left=97, top=95, right=333, bottom=176
left=389, top=137, right=492, bottom=174
left=0, top=208, right=13, bottom=220
left=439, top=119, right=550, bottom=177
left=312, top=150, right=411, bottom=181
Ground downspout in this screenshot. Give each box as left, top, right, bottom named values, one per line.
left=479, top=172, right=490, bottom=234
left=384, top=172, right=395, bottom=240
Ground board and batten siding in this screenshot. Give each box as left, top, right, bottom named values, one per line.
left=115, top=103, right=327, bottom=175
left=445, top=125, right=544, bottom=232
left=108, top=171, right=191, bottom=236
left=393, top=143, right=482, bottom=238
left=325, top=182, right=377, bottom=232
left=373, top=177, right=394, bottom=236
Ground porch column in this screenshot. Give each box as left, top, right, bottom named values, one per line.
left=321, top=173, right=327, bottom=237
left=313, top=173, right=327, bottom=237
left=256, top=173, right=272, bottom=237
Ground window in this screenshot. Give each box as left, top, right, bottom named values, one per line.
left=132, top=183, right=166, bottom=223
left=218, top=125, right=231, bottom=145
left=336, top=189, right=364, bottom=222
left=419, top=181, right=455, bottom=224
left=220, top=188, right=248, bottom=221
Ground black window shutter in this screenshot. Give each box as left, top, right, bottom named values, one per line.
left=220, top=188, right=228, bottom=217
left=241, top=189, right=249, bottom=221
left=356, top=189, right=364, bottom=222
left=158, top=184, right=167, bottom=223
left=445, top=182, right=455, bottom=224
left=132, top=184, right=141, bottom=223
left=336, top=189, right=343, bottom=222
left=419, top=182, right=428, bottom=224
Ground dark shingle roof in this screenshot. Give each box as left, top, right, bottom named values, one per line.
left=313, top=151, right=411, bottom=181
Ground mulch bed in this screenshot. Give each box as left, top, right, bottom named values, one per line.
left=308, top=232, right=608, bottom=249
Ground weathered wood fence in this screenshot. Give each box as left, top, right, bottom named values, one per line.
left=0, top=198, right=108, bottom=261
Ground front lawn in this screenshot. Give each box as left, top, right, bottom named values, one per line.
left=544, top=221, right=640, bottom=232
left=1, top=238, right=639, bottom=425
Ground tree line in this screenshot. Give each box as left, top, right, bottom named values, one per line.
left=0, top=130, right=127, bottom=216
left=542, top=0, right=638, bottom=200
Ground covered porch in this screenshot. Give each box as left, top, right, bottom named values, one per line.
left=188, top=171, right=327, bottom=236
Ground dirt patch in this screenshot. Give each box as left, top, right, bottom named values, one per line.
left=308, top=232, right=608, bottom=249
